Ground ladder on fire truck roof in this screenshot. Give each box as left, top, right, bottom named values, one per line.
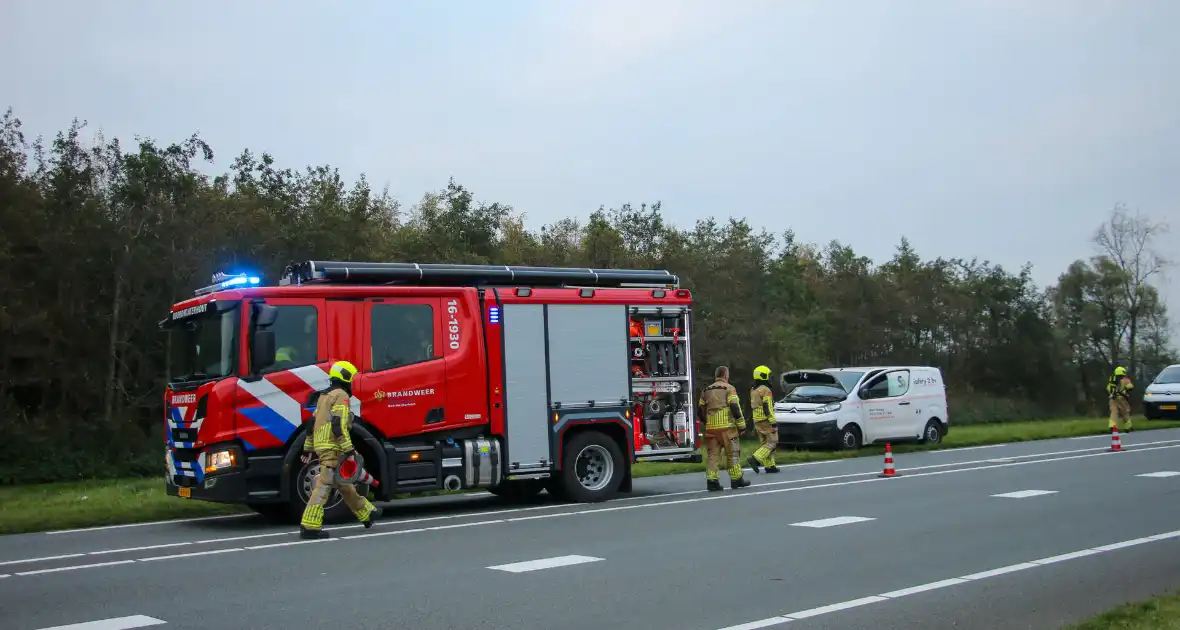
left=278, top=260, right=680, bottom=289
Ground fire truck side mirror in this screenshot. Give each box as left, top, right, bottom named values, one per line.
left=253, top=303, right=279, bottom=327
left=251, top=330, right=276, bottom=374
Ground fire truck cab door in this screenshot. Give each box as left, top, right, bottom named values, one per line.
left=360, top=298, right=449, bottom=438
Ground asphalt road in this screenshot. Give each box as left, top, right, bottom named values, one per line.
left=4, top=428, right=1180, bottom=630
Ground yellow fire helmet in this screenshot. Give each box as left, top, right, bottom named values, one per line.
left=329, top=360, right=358, bottom=383
left=753, top=365, right=771, bottom=381
left=1114, top=366, right=1127, bottom=376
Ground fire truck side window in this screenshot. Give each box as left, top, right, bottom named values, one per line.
left=371, top=304, right=435, bottom=372
left=267, top=305, right=319, bottom=370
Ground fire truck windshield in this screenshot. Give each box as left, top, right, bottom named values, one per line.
left=168, top=307, right=239, bottom=385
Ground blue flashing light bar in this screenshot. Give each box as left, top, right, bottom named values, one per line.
left=488, top=306, right=500, bottom=324
left=195, top=272, right=262, bottom=296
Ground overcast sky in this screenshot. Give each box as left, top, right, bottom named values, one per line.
left=4, top=0, right=1178, bottom=334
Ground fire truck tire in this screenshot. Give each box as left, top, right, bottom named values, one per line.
left=557, top=430, right=624, bottom=503
left=286, top=456, right=372, bottom=525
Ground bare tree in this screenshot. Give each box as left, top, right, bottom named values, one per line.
left=1092, top=203, right=1172, bottom=379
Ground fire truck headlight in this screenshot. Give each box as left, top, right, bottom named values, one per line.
left=205, top=449, right=237, bottom=473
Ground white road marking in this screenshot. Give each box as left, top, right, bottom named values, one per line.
left=790, top=516, right=875, bottom=528
left=6, top=436, right=1176, bottom=568
left=45, top=513, right=253, bottom=535
left=986, top=458, right=1014, bottom=463
left=15, top=560, right=136, bottom=576
left=991, top=490, right=1057, bottom=499
left=787, top=596, right=887, bottom=619
left=0, top=574, right=9, bottom=579
left=27, top=432, right=1175, bottom=541
left=1030, top=549, right=1100, bottom=565
left=10, top=441, right=1180, bottom=579
left=0, top=553, right=86, bottom=567
left=959, top=562, right=1039, bottom=580
left=1137, top=471, right=1180, bottom=478
left=713, top=526, right=1180, bottom=629
left=879, top=578, right=969, bottom=598
left=136, top=548, right=242, bottom=562
left=486, top=554, right=603, bottom=573
left=34, top=615, right=166, bottom=629
left=244, top=539, right=336, bottom=550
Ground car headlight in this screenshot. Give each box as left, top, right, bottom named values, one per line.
left=817, top=402, right=842, bottom=414
left=204, top=448, right=237, bottom=474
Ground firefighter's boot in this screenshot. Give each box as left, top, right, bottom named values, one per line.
left=747, top=455, right=762, bottom=474
left=706, top=479, right=723, bottom=492
left=731, top=475, right=751, bottom=489
left=765, top=464, right=781, bottom=473
left=300, top=526, right=329, bottom=540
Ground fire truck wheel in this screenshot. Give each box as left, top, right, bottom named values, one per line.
left=558, top=430, right=624, bottom=503
left=288, top=456, right=371, bottom=524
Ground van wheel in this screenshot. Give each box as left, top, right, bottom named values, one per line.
left=920, top=420, right=942, bottom=445
left=839, top=425, right=862, bottom=450
left=558, top=430, right=624, bottom=503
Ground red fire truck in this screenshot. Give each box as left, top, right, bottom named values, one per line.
left=160, top=261, right=702, bottom=522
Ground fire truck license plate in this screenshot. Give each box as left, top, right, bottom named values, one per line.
left=179, top=487, right=191, bottom=498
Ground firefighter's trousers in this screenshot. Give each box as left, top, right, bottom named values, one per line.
left=300, top=460, right=376, bottom=531
left=704, top=427, right=743, bottom=481
left=752, top=421, right=777, bottom=468
left=1109, top=398, right=1132, bottom=430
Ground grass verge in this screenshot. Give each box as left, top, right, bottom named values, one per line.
left=2, top=417, right=1177, bottom=536
left=1067, top=589, right=1180, bottom=629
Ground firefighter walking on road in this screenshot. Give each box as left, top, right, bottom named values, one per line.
left=747, top=365, right=780, bottom=474
left=1107, top=366, right=1134, bottom=433
left=299, top=360, right=380, bottom=539
left=698, top=366, right=751, bottom=491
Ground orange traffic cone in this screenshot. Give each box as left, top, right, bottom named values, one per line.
left=879, top=443, right=897, bottom=477
left=1110, top=426, right=1122, bottom=452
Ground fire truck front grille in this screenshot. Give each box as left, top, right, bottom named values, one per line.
left=171, top=428, right=198, bottom=444
left=171, top=448, right=198, bottom=464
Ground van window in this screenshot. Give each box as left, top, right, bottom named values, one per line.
left=887, top=371, right=910, bottom=397
left=371, top=303, right=436, bottom=371
left=862, top=375, right=889, bottom=399
left=1154, top=366, right=1180, bottom=384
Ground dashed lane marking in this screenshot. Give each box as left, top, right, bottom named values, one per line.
left=34, top=615, right=166, bottom=629
left=7, top=442, right=1180, bottom=579
left=714, top=526, right=1180, bottom=629
left=789, top=516, right=876, bottom=528
left=1137, top=471, right=1180, bottom=478
left=44, top=514, right=253, bottom=535
left=990, top=490, right=1058, bottom=499
left=487, top=554, right=604, bottom=573
left=9, top=436, right=1176, bottom=567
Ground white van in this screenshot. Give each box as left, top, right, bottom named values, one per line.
left=1144, top=364, right=1180, bottom=420
left=774, top=366, right=949, bottom=450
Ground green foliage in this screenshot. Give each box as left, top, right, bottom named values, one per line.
left=0, top=109, right=1174, bottom=485
left=1067, top=588, right=1180, bottom=630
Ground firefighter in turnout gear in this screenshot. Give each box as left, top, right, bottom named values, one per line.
left=299, top=360, right=380, bottom=539
left=747, top=365, right=780, bottom=474
left=1107, top=366, right=1134, bottom=433
left=698, top=366, right=751, bottom=491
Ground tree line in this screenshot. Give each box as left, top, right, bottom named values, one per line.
left=0, top=109, right=1174, bottom=485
